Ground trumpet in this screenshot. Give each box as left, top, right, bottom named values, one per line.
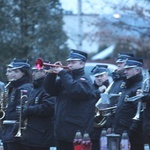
left=132, top=76, right=150, bottom=121
left=15, top=90, right=28, bottom=137
left=35, top=58, right=69, bottom=71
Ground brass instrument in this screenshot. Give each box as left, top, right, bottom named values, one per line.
left=0, top=81, right=11, bottom=120
left=94, top=106, right=117, bottom=127
left=126, top=75, right=150, bottom=102
left=0, top=92, right=6, bottom=120
left=36, top=58, right=69, bottom=71
left=15, top=90, right=28, bottom=137
left=133, top=101, right=142, bottom=121
left=94, top=82, right=120, bottom=127
left=131, top=74, right=150, bottom=121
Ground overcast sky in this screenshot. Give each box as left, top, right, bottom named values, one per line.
left=59, top=0, right=137, bottom=14
left=59, top=0, right=108, bottom=14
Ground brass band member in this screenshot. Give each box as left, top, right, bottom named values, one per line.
left=90, top=65, right=110, bottom=150
left=21, top=59, right=55, bottom=150
left=136, top=70, right=150, bottom=146
left=44, top=50, right=97, bottom=150
left=106, top=52, right=134, bottom=133
left=1, top=58, right=32, bottom=150
left=113, top=57, right=144, bottom=150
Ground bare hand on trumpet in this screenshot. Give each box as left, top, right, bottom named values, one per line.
left=136, top=89, right=143, bottom=95
left=51, top=61, right=64, bottom=74
left=35, top=58, right=69, bottom=74
left=98, top=85, right=107, bottom=93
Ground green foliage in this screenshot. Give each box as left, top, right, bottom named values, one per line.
left=0, top=0, right=69, bottom=81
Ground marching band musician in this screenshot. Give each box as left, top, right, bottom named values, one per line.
left=106, top=52, right=134, bottom=133
left=0, top=64, right=14, bottom=141
left=1, top=58, right=33, bottom=150
left=136, top=69, right=150, bottom=146
left=113, top=57, right=144, bottom=150
left=44, top=49, right=97, bottom=150
left=92, top=65, right=110, bottom=94
left=90, top=65, right=110, bottom=150
left=21, top=59, right=55, bottom=150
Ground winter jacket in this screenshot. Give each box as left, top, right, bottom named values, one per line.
left=2, top=76, right=32, bottom=143
left=44, top=68, right=97, bottom=142
left=21, top=77, right=55, bottom=148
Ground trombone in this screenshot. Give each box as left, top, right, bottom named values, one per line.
left=15, top=90, right=28, bottom=137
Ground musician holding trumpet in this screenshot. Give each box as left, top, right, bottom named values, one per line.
left=1, top=58, right=32, bottom=150
left=44, top=49, right=97, bottom=150
left=113, top=57, right=144, bottom=150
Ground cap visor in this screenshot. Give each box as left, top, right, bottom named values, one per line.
left=94, top=72, right=106, bottom=77
left=66, top=58, right=81, bottom=61
left=124, top=65, right=137, bottom=69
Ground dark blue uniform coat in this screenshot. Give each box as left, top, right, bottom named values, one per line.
left=21, top=77, right=55, bottom=148
left=2, top=76, right=32, bottom=143
left=44, top=68, right=97, bottom=142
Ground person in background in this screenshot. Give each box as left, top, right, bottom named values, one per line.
left=106, top=52, right=134, bottom=133
left=1, top=58, right=33, bottom=150
left=135, top=69, right=150, bottom=147
left=113, top=57, right=144, bottom=150
left=21, top=58, right=55, bottom=150
left=90, top=65, right=110, bottom=150
left=0, top=81, right=5, bottom=92
left=44, top=49, right=97, bottom=150
left=92, top=65, right=110, bottom=95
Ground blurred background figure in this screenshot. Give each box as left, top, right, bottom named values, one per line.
left=92, top=65, right=110, bottom=94
left=90, top=64, right=110, bottom=150
left=113, top=57, right=144, bottom=150
left=136, top=69, right=150, bottom=148
left=106, top=52, right=135, bottom=133
left=1, top=58, right=32, bottom=150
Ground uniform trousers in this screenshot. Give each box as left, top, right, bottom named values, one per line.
left=3, top=142, right=24, bottom=150
left=56, top=140, right=74, bottom=150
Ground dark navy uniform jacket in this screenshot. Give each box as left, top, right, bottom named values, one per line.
left=106, top=71, right=125, bottom=128
left=114, top=73, right=143, bottom=144
left=2, top=76, right=32, bottom=143
left=44, top=68, right=97, bottom=142
left=21, top=77, right=55, bottom=148
left=141, top=92, right=150, bottom=144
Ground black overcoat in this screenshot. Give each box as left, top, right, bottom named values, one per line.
left=21, top=77, right=55, bottom=148
left=2, top=76, right=32, bottom=143
left=44, top=68, right=97, bottom=142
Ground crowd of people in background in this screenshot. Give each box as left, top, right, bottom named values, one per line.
left=0, top=49, right=149, bottom=150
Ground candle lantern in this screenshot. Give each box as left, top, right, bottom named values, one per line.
left=107, top=133, right=120, bottom=150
